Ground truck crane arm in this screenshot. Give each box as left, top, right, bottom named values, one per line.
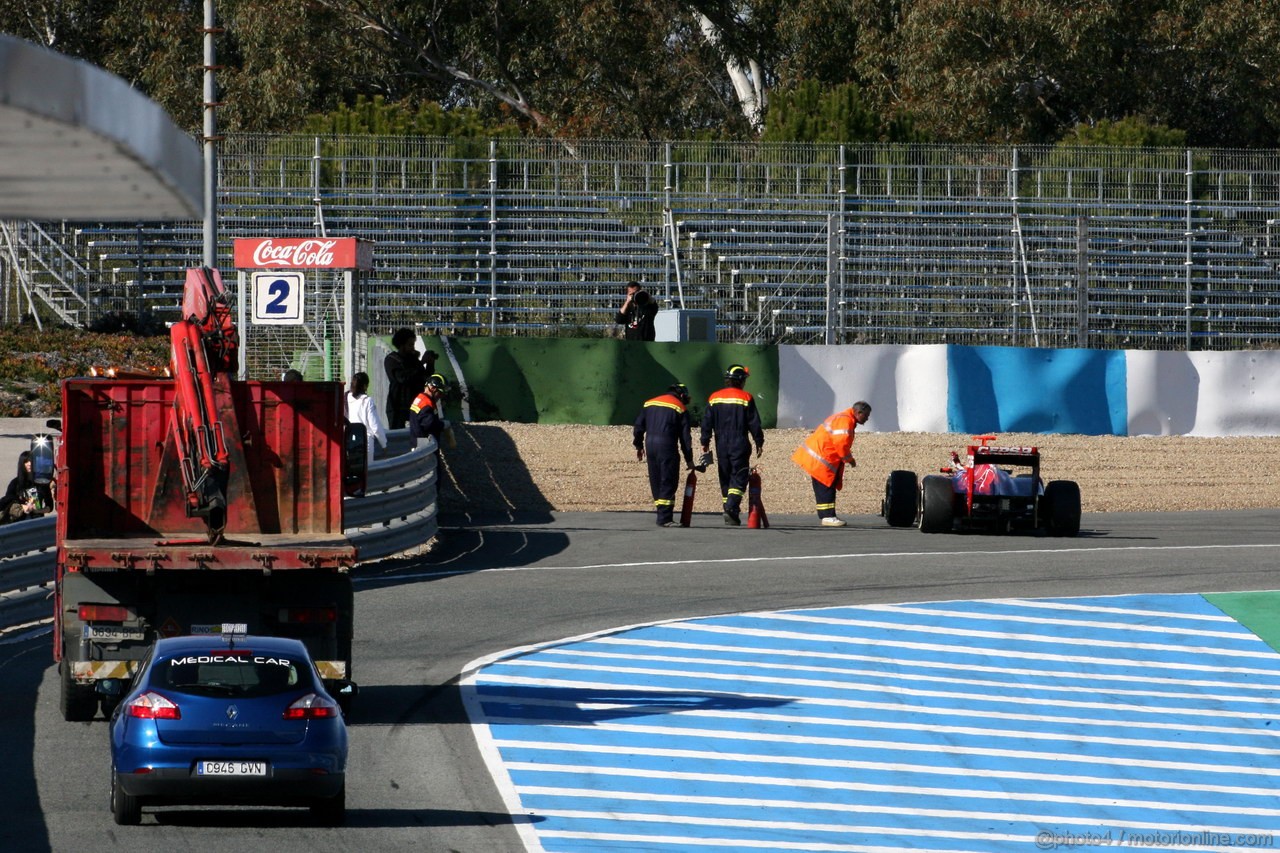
left=168, top=267, right=239, bottom=543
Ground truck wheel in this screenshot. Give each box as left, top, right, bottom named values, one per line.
left=919, top=476, right=954, bottom=534
left=1043, top=480, right=1082, bottom=537
left=310, top=784, right=346, bottom=826
left=882, top=470, right=918, bottom=527
left=111, top=768, right=142, bottom=825
left=61, top=661, right=99, bottom=722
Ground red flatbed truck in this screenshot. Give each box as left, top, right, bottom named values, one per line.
left=53, top=269, right=359, bottom=721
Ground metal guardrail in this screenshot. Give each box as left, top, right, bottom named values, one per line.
left=345, top=433, right=439, bottom=561
left=0, top=430, right=438, bottom=596
left=0, top=515, right=56, bottom=595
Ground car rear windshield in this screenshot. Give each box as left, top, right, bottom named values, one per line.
left=155, top=651, right=312, bottom=698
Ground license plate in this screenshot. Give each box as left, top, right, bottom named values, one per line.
left=197, top=760, right=267, bottom=777
left=84, top=626, right=145, bottom=642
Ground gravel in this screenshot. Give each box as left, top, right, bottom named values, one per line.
left=434, top=423, right=1280, bottom=517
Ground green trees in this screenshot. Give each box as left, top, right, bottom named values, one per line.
left=853, top=0, right=1280, bottom=147
left=762, top=81, right=924, bottom=144
left=3, top=0, right=1279, bottom=146
left=301, top=95, right=518, bottom=137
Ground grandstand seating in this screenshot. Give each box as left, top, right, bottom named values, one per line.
left=7, top=142, right=1280, bottom=350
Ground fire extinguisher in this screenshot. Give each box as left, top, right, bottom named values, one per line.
left=679, top=470, right=697, bottom=527
left=747, top=467, right=770, bottom=529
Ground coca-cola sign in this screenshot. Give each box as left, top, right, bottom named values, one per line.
left=234, top=237, right=373, bottom=270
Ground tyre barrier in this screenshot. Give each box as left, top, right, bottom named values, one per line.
left=0, top=429, right=438, bottom=597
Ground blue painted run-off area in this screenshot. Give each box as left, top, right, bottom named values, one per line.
left=947, top=345, right=1127, bottom=436
left=469, top=592, right=1280, bottom=852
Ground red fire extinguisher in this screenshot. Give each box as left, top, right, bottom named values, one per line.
left=747, top=467, right=770, bottom=529
left=679, top=470, right=697, bottom=527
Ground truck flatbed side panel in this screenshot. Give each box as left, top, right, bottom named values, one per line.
left=60, top=379, right=347, bottom=540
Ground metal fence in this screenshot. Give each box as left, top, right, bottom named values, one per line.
left=7, top=138, right=1280, bottom=353
left=0, top=432, right=439, bottom=611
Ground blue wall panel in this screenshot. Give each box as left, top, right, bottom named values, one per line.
left=946, top=345, right=1127, bottom=435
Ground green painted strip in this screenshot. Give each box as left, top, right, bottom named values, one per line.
left=418, top=335, right=779, bottom=426
left=1204, top=591, right=1280, bottom=654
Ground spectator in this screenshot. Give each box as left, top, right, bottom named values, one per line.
left=384, top=328, right=438, bottom=429
left=0, top=450, right=53, bottom=524
left=281, top=369, right=304, bottom=381
left=791, top=401, right=872, bottom=527
left=615, top=280, right=658, bottom=341
left=345, top=371, right=387, bottom=462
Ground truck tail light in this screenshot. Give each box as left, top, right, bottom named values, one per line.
left=278, top=607, right=337, bottom=624
left=79, top=604, right=128, bottom=622
left=283, top=693, right=339, bottom=720
left=126, top=692, right=181, bottom=720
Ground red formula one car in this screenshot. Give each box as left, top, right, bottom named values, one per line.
left=881, top=435, right=1081, bottom=536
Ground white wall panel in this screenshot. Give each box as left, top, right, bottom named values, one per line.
left=778, top=344, right=949, bottom=433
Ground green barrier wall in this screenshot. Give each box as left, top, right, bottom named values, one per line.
left=421, top=336, right=779, bottom=427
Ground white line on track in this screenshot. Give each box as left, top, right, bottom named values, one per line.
left=533, top=645, right=1280, bottom=703
left=505, top=762, right=1280, bottom=817
left=672, top=622, right=1280, bottom=676
left=759, top=612, right=1276, bottom=658
left=482, top=687, right=1280, bottom=750
left=482, top=668, right=1280, bottom=727
left=488, top=716, right=1280, bottom=774
left=493, top=737, right=1280, bottom=797
left=521, top=790, right=1274, bottom=838
left=354, top=540, right=1280, bottom=584
left=851, top=603, right=1248, bottom=637
left=966, top=598, right=1236, bottom=621
left=583, top=636, right=1280, bottom=692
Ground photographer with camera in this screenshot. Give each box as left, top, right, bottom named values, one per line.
left=615, top=280, right=658, bottom=341
left=384, top=328, right=439, bottom=429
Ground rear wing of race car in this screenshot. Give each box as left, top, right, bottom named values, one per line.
left=968, top=435, right=1040, bottom=472
left=971, top=446, right=1040, bottom=466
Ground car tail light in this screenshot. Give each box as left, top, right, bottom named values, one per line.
left=126, top=692, right=181, bottom=720
left=279, top=607, right=337, bottom=624
left=283, top=693, right=340, bottom=720
left=79, top=604, right=128, bottom=622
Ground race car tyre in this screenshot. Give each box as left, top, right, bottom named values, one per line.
left=111, top=768, right=142, bottom=826
left=882, top=470, right=919, bottom=527
left=919, top=475, right=954, bottom=534
left=1043, top=480, right=1082, bottom=537
left=60, top=660, right=98, bottom=722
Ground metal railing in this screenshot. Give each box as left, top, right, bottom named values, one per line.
left=8, top=137, right=1280, bottom=350
left=0, top=430, right=437, bottom=600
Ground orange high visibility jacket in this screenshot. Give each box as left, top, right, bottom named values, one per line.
left=408, top=388, right=443, bottom=439
left=790, top=408, right=859, bottom=488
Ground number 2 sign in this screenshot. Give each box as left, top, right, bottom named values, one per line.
left=251, top=271, right=304, bottom=325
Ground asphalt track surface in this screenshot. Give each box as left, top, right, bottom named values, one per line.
left=3, top=507, right=1280, bottom=852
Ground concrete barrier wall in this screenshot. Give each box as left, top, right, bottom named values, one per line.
left=944, top=345, right=1127, bottom=436
left=1125, top=349, right=1280, bottom=436
left=782, top=345, right=1280, bottom=437
left=776, top=344, right=949, bottom=432
left=367, top=334, right=1280, bottom=437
